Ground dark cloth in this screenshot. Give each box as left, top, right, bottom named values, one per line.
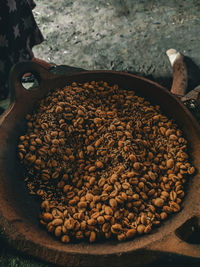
left=0, top=0, right=44, bottom=100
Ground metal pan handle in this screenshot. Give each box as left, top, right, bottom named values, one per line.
left=147, top=215, right=200, bottom=259
left=9, top=61, right=58, bottom=104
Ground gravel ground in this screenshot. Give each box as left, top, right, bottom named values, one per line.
left=1, top=0, right=200, bottom=266
left=33, top=0, right=200, bottom=87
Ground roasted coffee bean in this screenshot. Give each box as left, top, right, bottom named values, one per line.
left=18, top=80, right=195, bottom=243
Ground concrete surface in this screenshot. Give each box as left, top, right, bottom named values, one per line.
left=1, top=0, right=200, bottom=266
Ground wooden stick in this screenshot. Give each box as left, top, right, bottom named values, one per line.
left=166, top=49, right=188, bottom=97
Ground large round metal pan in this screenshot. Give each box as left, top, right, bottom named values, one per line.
left=0, top=61, right=200, bottom=267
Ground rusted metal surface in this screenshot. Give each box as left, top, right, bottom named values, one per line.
left=0, top=61, right=199, bottom=267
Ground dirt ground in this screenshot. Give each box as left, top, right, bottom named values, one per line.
left=33, top=0, right=200, bottom=88
left=0, top=0, right=200, bottom=266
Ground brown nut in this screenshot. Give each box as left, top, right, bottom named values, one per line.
left=102, top=223, right=110, bottom=233
left=89, top=231, right=96, bottom=243
left=95, top=161, right=104, bottom=168
left=117, top=233, right=126, bottom=241
left=61, top=235, right=70, bottom=243
left=55, top=226, right=62, bottom=237
left=126, top=228, right=136, bottom=239
left=97, top=216, right=105, bottom=225
left=111, top=223, right=123, bottom=234
left=105, top=206, right=114, bottom=216
left=154, top=198, right=164, bottom=207
left=166, top=158, right=174, bottom=169
left=109, top=198, right=118, bottom=209
left=137, top=224, right=145, bottom=234
left=129, top=154, right=137, bottom=162
left=78, top=201, right=87, bottom=209
left=52, top=219, right=63, bottom=226
left=42, top=212, right=53, bottom=222
left=87, top=218, right=97, bottom=226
